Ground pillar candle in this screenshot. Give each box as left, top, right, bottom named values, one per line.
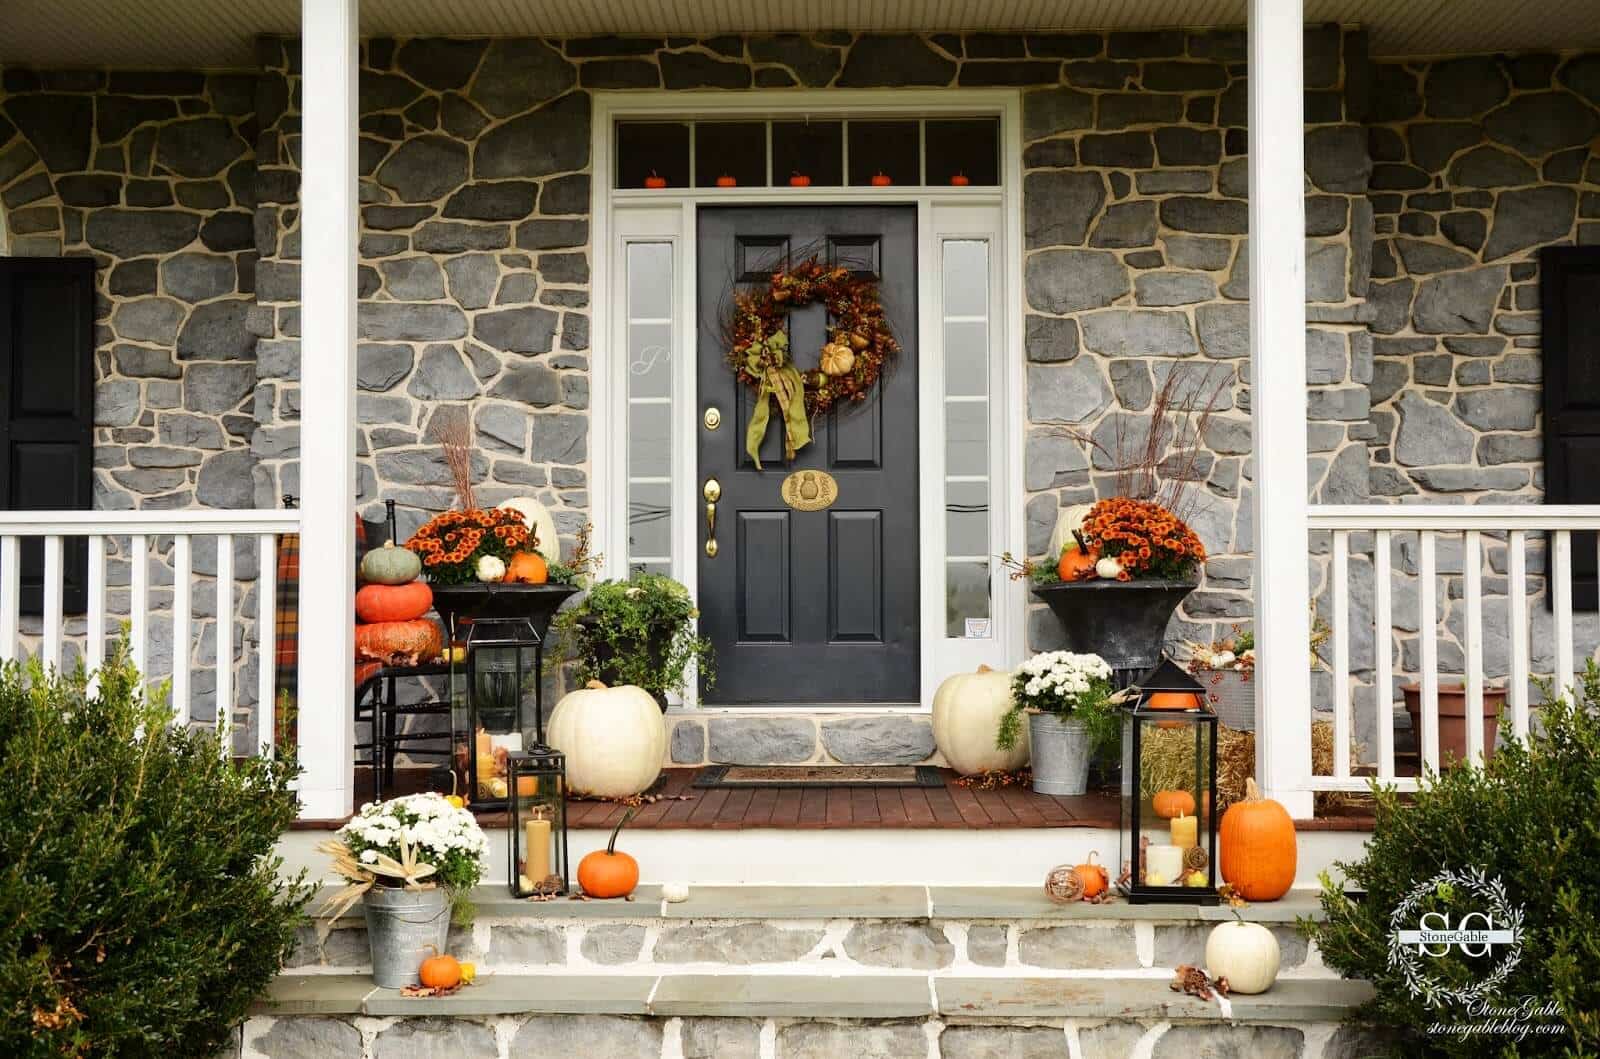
left=1169, top=812, right=1198, bottom=849
left=1146, top=843, right=1183, bottom=884
left=523, top=817, right=552, bottom=882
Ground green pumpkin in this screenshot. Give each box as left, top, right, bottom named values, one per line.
left=360, top=540, right=421, bottom=585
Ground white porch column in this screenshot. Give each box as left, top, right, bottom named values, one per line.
left=296, top=0, right=360, bottom=819
left=1248, top=0, right=1315, bottom=818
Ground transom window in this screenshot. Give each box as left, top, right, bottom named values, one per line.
left=615, top=117, right=1001, bottom=190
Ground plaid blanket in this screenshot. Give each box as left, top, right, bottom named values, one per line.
left=273, top=516, right=375, bottom=752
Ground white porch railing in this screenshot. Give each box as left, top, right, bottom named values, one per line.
left=0, top=509, right=300, bottom=755
left=1306, top=504, right=1600, bottom=794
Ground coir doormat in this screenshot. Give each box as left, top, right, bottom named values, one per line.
left=693, top=764, right=944, bottom=789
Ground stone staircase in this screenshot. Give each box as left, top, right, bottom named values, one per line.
left=234, top=886, right=1382, bottom=1058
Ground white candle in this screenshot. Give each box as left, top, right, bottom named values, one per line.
left=1146, top=844, right=1183, bottom=884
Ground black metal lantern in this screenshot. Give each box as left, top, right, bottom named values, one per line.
left=450, top=615, right=546, bottom=811
left=507, top=748, right=569, bottom=897
left=1120, top=657, right=1219, bottom=905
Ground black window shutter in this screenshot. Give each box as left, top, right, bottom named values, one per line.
left=0, top=257, right=96, bottom=615
left=1541, top=246, right=1600, bottom=612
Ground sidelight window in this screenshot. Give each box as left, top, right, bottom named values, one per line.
left=624, top=241, right=675, bottom=575
left=941, top=239, right=993, bottom=638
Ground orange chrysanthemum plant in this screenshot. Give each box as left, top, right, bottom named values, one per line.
left=1079, top=497, right=1205, bottom=582
left=406, top=508, right=533, bottom=585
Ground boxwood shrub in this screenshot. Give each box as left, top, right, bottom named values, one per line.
left=0, top=643, right=310, bottom=1057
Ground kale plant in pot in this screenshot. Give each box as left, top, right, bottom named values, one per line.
left=552, top=572, right=715, bottom=710
left=997, top=651, right=1121, bottom=796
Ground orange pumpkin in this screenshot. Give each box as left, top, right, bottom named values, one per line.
left=355, top=618, right=444, bottom=666
left=577, top=808, right=640, bottom=899
left=355, top=580, right=433, bottom=623
left=1147, top=691, right=1201, bottom=710
left=1151, top=789, right=1196, bottom=819
left=1072, top=851, right=1108, bottom=899
left=418, top=950, right=462, bottom=989
left=504, top=551, right=549, bottom=585
left=1057, top=546, right=1098, bottom=582
left=1219, top=777, right=1297, bottom=901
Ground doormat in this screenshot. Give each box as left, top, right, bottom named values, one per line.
left=693, top=765, right=944, bottom=789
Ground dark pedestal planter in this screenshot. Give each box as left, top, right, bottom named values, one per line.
left=430, top=582, right=578, bottom=638
left=577, top=614, right=674, bottom=712
left=1031, top=579, right=1197, bottom=686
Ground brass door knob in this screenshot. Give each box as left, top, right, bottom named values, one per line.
left=703, top=478, right=721, bottom=557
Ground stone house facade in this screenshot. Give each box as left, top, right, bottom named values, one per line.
left=0, top=31, right=1597, bottom=742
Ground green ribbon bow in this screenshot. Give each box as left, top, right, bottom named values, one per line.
left=743, top=332, right=811, bottom=468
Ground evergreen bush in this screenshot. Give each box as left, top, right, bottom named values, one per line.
left=1306, top=664, right=1600, bottom=1057
left=0, top=643, right=310, bottom=1057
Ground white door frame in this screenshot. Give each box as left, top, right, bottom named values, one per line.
left=588, top=89, right=1026, bottom=711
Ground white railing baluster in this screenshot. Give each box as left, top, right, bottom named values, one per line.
left=258, top=532, right=278, bottom=756
left=1554, top=529, right=1574, bottom=698
left=1374, top=530, right=1394, bottom=782
left=172, top=536, right=192, bottom=726
left=1331, top=530, right=1351, bottom=779
left=0, top=536, right=16, bottom=663
left=1507, top=530, right=1529, bottom=740
left=41, top=535, right=63, bottom=672
left=1463, top=530, right=1485, bottom=765
left=86, top=535, right=105, bottom=679
left=216, top=534, right=234, bottom=758
left=130, top=533, right=149, bottom=678
left=1418, top=531, right=1439, bottom=775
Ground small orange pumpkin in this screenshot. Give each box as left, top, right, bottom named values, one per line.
left=418, top=950, right=462, bottom=989
left=504, top=550, right=549, bottom=585
left=1147, top=691, right=1201, bottom=710
left=577, top=808, right=640, bottom=899
left=355, top=580, right=433, bottom=623
left=1057, top=545, right=1098, bottom=582
left=1219, top=778, right=1297, bottom=901
left=355, top=618, right=444, bottom=666
left=1151, top=789, right=1196, bottom=819
left=1072, top=851, right=1108, bottom=899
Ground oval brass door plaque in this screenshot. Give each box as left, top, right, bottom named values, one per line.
left=781, top=470, right=839, bottom=511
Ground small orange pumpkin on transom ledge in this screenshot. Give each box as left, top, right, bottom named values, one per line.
left=577, top=808, right=640, bottom=899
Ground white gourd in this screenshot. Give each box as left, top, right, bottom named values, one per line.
left=545, top=680, right=667, bottom=798
left=497, top=496, right=562, bottom=564
left=1095, top=555, right=1124, bottom=580
left=1204, top=920, right=1281, bottom=994
left=931, top=665, right=1028, bottom=775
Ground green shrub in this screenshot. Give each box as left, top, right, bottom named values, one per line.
left=0, top=643, right=310, bottom=1057
left=1305, top=664, right=1600, bottom=1057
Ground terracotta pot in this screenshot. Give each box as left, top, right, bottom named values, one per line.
left=1399, top=683, right=1504, bottom=766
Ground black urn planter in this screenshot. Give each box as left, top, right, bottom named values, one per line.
left=576, top=614, right=674, bottom=712
left=1031, top=579, right=1197, bottom=687
left=429, top=582, right=578, bottom=639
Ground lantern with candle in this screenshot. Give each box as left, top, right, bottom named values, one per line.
left=507, top=747, right=570, bottom=897
left=1120, top=657, right=1218, bottom=904
left=447, top=611, right=556, bottom=811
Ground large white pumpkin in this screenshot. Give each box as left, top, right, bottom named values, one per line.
left=931, top=665, right=1028, bottom=775
left=1205, top=920, right=1281, bottom=995
left=546, top=680, right=666, bottom=798
left=1047, top=503, right=1096, bottom=558
left=497, top=496, right=561, bottom=563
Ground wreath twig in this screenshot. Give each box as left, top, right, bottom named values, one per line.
left=728, top=257, right=898, bottom=467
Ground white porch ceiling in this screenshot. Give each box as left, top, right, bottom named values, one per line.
left=2, top=0, right=1598, bottom=70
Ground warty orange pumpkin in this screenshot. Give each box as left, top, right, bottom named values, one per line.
left=355, top=618, right=444, bottom=666
left=355, top=580, right=433, bottom=623
left=1219, top=777, right=1297, bottom=901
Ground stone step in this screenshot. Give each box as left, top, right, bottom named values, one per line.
left=287, top=885, right=1334, bottom=979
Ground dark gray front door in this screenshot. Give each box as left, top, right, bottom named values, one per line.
left=696, top=206, right=919, bottom=705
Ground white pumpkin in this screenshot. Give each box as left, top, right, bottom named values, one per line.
left=1048, top=503, right=1096, bottom=558
left=1205, top=920, right=1281, bottom=995
left=497, top=496, right=561, bottom=563
left=1095, top=555, right=1124, bottom=580
left=931, top=665, right=1028, bottom=775
left=546, top=680, right=666, bottom=798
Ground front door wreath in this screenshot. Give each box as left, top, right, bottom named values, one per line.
left=727, top=258, right=898, bottom=467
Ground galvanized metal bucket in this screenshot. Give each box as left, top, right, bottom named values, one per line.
left=363, top=885, right=450, bottom=988
left=1029, top=712, right=1091, bottom=796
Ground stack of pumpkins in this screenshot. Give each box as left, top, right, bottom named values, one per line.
left=355, top=541, right=444, bottom=665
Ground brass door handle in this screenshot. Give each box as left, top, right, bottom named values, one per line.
left=703, top=478, right=721, bottom=557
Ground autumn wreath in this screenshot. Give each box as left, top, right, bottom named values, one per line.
left=727, top=258, right=898, bottom=467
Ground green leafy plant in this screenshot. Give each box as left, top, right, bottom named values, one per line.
left=997, top=650, right=1120, bottom=753
left=0, top=640, right=310, bottom=1058
left=1304, top=664, right=1600, bottom=1057
left=553, top=572, right=715, bottom=698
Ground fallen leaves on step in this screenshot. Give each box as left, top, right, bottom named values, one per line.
left=952, top=768, right=1032, bottom=790
left=399, top=982, right=466, bottom=999
left=1171, top=964, right=1230, bottom=1002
